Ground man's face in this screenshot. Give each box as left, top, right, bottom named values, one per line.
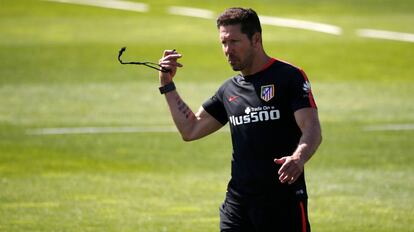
left=219, top=24, right=255, bottom=72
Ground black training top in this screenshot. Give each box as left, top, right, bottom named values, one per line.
left=202, top=58, right=317, bottom=197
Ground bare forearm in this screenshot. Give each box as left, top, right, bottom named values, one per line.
left=164, top=90, right=197, bottom=140
left=289, top=108, right=322, bottom=163
left=158, top=50, right=222, bottom=141
left=293, top=122, right=322, bottom=164
left=275, top=117, right=322, bottom=184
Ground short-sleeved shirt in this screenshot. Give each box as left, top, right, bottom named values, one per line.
left=202, top=58, right=317, bottom=197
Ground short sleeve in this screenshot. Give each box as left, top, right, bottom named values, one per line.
left=289, top=68, right=317, bottom=111
left=202, top=90, right=228, bottom=125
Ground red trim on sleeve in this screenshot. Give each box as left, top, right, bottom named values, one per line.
left=268, top=57, right=317, bottom=109
left=299, top=201, right=308, bottom=232
left=298, top=69, right=317, bottom=108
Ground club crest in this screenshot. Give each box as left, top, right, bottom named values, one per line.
left=261, top=84, right=275, bottom=102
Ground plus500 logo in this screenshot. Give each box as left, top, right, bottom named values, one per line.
left=229, top=106, right=280, bottom=126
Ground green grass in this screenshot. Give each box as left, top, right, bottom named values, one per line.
left=1, top=0, right=414, bottom=231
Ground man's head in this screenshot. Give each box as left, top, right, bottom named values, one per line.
left=217, top=8, right=264, bottom=74
left=216, top=7, right=262, bottom=41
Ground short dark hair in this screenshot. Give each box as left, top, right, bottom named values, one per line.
left=216, top=7, right=262, bottom=40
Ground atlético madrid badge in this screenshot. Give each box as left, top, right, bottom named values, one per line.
left=261, top=84, right=275, bottom=102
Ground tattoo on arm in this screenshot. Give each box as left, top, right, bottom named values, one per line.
left=176, top=97, right=194, bottom=119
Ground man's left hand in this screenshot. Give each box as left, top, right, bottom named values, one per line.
left=274, top=156, right=305, bottom=185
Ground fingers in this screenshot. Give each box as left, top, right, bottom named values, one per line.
left=279, top=165, right=301, bottom=184
left=159, top=57, right=183, bottom=69
left=159, top=49, right=183, bottom=81
left=161, top=50, right=182, bottom=64
left=274, top=157, right=286, bottom=165
left=162, top=49, right=177, bottom=57
left=274, top=156, right=304, bottom=185
left=159, top=50, right=183, bottom=72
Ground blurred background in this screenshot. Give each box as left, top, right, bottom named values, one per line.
left=1, top=0, right=413, bottom=231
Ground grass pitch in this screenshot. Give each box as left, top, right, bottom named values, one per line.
left=1, top=0, right=414, bottom=231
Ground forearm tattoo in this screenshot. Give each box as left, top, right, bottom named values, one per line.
left=175, top=96, right=194, bottom=119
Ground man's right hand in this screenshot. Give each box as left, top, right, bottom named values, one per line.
left=159, top=49, right=183, bottom=85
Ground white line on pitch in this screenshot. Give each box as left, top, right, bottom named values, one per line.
left=26, top=126, right=230, bottom=135
left=44, top=0, right=149, bottom=12
left=45, top=1, right=343, bottom=35
left=357, top=29, right=414, bottom=43
left=363, top=124, right=414, bottom=131
left=167, top=6, right=215, bottom=19
left=259, top=15, right=342, bottom=35
left=167, top=6, right=342, bottom=35
left=27, top=127, right=177, bottom=135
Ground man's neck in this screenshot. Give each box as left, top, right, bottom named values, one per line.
left=241, top=52, right=272, bottom=76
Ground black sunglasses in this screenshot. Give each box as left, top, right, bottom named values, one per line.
left=117, top=47, right=169, bottom=72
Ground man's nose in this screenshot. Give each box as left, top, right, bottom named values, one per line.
left=224, top=44, right=232, bottom=55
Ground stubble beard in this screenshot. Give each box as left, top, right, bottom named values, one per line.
left=230, top=62, right=242, bottom=71
left=228, top=50, right=255, bottom=73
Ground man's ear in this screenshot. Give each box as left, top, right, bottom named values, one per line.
left=252, top=32, right=262, bottom=48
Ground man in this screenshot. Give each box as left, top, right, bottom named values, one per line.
left=157, top=7, right=322, bottom=232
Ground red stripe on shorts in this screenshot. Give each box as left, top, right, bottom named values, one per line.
left=299, top=201, right=307, bottom=232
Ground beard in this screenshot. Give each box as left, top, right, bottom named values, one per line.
left=229, top=60, right=242, bottom=71
left=227, top=48, right=255, bottom=72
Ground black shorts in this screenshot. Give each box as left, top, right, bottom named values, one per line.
left=219, top=189, right=311, bottom=232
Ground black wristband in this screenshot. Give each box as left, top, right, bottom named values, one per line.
left=159, top=82, right=176, bottom=94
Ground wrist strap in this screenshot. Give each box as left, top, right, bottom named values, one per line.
left=159, top=82, right=176, bottom=94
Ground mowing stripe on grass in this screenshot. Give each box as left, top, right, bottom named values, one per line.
left=259, top=15, right=342, bottom=35
left=167, top=6, right=215, bottom=19
left=44, top=0, right=149, bottom=12
left=363, top=124, right=414, bottom=131
left=357, top=29, right=414, bottom=43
